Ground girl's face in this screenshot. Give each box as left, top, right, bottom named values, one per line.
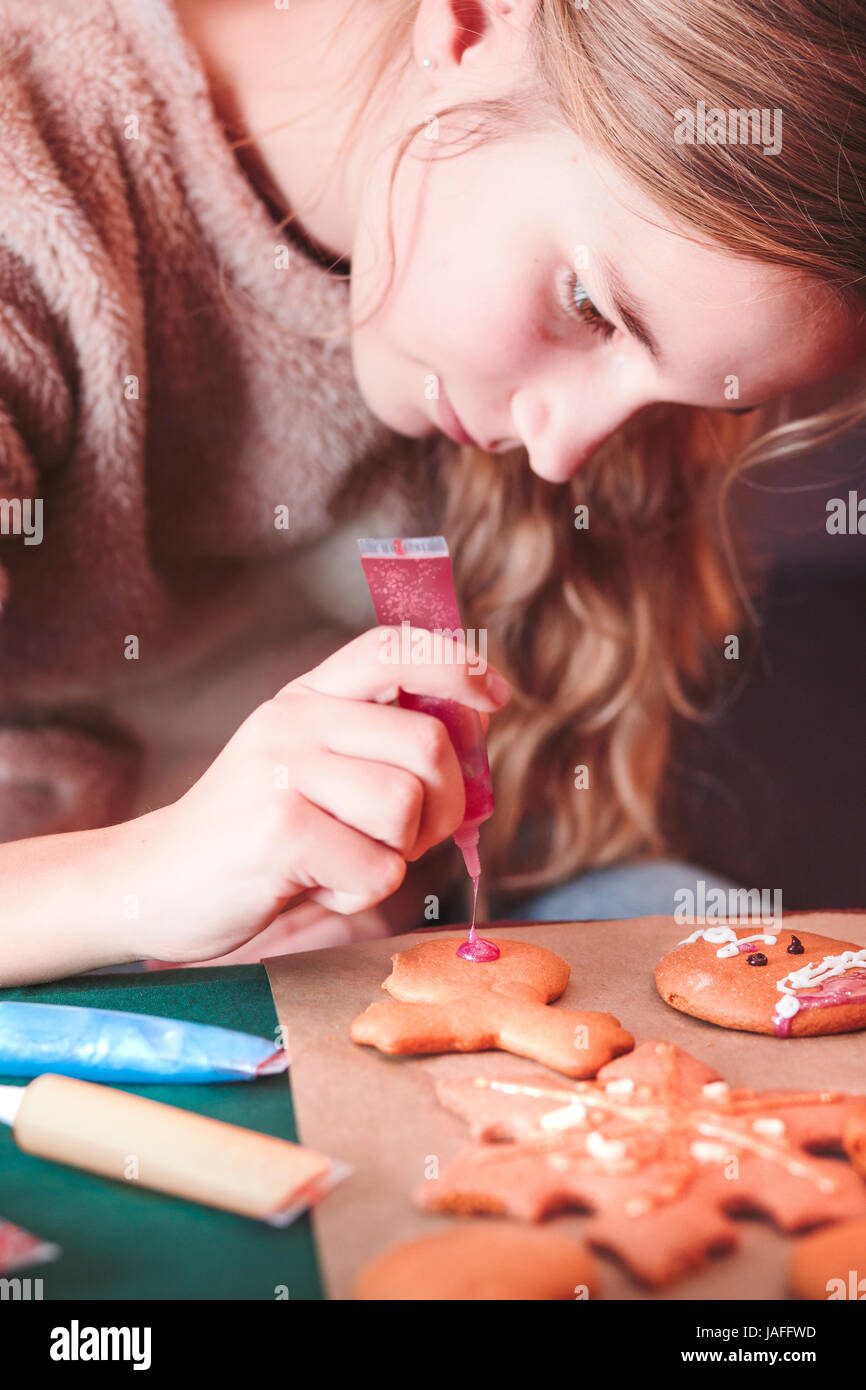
left=347, top=34, right=865, bottom=483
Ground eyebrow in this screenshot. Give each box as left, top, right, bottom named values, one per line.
left=594, top=251, right=664, bottom=366
left=590, top=255, right=762, bottom=413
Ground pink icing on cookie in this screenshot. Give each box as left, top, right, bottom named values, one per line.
left=456, top=874, right=500, bottom=962
left=457, top=924, right=501, bottom=963
left=774, top=967, right=866, bottom=1037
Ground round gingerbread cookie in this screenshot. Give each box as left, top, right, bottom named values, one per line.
left=655, top=923, right=866, bottom=1036
left=383, top=935, right=571, bottom=1005
left=354, top=1223, right=597, bottom=1300
left=789, top=1219, right=866, bottom=1300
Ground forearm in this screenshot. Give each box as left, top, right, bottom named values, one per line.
left=0, top=814, right=158, bottom=986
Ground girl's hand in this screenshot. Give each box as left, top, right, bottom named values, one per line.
left=133, top=626, right=509, bottom=964
left=152, top=900, right=393, bottom=968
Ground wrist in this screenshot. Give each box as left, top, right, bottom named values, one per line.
left=99, top=806, right=176, bottom=965
left=0, top=817, right=157, bottom=985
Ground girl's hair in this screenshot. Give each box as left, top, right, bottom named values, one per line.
left=241, top=0, right=866, bottom=899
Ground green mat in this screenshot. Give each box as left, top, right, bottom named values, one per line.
left=0, top=966, right=323, bottom=1300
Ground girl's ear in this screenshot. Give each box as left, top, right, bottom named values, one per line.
left=412, top=0, right=537, bottom=83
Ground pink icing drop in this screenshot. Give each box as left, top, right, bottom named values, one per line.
left=774, top=969, right=866, bottom=1037
left=456, top=874, right=500, bottom=962
left=457, top=924, right=500, bottom=963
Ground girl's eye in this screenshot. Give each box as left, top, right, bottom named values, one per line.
left=556, top=267, right=616, bottom=341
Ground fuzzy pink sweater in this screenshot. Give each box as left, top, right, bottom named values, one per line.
left=0, top=0, right=436, bottom=842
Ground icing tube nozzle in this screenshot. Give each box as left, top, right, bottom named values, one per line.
left=454, top=824, right=481, bottom=880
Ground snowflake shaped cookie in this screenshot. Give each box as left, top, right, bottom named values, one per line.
left=417, top=1040, right=866, bottom=1286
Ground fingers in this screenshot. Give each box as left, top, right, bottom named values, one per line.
left=286, top=626, right=511, bottom=713
left=256, top=903, right=392, bottom=954
left=293, top=749, right=426, bottom=856
left=323, top=703, right=467, bottom=858
left=266, top=695, right=468, bottom=860
left=277, top=911, right=387, bottom=952
left=253, top=627, right=508, bottom=904
left=281, top=796, right=407, bottom=913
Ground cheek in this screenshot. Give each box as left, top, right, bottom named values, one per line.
left=351, top=154, right=552, bottom=382
left=385, top=234, right=546, bottom=380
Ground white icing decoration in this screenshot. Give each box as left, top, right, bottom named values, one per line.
left=488, top=1080, right=551, bottom=1099
left=585, top=1131, right=626, bottom=1162
left=679, top=925, right=778, bottom=958
left=701, top=1081, right=731, bottom=1100
left=773, top=948, right=866, bottom=1020
left=604, top=1077, right=635, bottom=1096
left=625, top=1197, right=651, bottom=1218
left=540, top=1103, right=586, bottom=1131
left=470, top=1072, right=839, bottom=1203
left=752, top=1117, right=785, bottom=1138
left=690, top=1140, right=729, bottom=1163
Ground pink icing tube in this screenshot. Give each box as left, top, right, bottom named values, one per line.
left=358, top=537, right=499, bottom=961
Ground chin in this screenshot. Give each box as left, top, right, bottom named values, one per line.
left=376, top=402, right=434, bottom=440
left=358, top=380, right=436, bottom=440
left=351, top=340, right=437, bottom=441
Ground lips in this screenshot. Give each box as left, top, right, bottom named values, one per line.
left=437, top=384, right=480, bottom=448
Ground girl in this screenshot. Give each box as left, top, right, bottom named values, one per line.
left=0, top=0, right=863, bottom=984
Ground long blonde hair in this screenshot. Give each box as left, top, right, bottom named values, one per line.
left=241, top=1, right=866, bottom=897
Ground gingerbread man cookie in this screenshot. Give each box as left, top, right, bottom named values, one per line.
left=355, top=1223, right=598, bottom=1301
left=655, top=922, right=866, bottom=1036
left=415, top=1040, right=866, bottom=1287
left=350, top=935, right=634, bottom=1078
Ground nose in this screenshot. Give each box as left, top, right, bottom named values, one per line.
left=509, top=381, right=647, bottom=483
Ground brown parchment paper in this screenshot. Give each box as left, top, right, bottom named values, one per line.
left=265, top=913, right=866, bottom=1301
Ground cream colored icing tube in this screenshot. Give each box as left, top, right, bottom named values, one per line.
left=12, top=1073, right=332, bottom=1220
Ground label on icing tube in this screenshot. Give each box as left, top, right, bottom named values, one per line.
left=357, top=536, right=448, bottom=557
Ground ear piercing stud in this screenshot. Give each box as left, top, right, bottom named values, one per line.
left=422, top=55, right=437, bottom=69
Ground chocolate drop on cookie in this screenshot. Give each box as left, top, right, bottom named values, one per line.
left=787, top=935, right=805, bottom=955
left=746, top=952, right=769, bottom=966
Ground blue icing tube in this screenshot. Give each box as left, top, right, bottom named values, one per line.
left=0, top=1002, right=288, bottom=1083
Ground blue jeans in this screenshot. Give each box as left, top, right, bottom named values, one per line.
left=493, top=857, right=739, bottom=922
